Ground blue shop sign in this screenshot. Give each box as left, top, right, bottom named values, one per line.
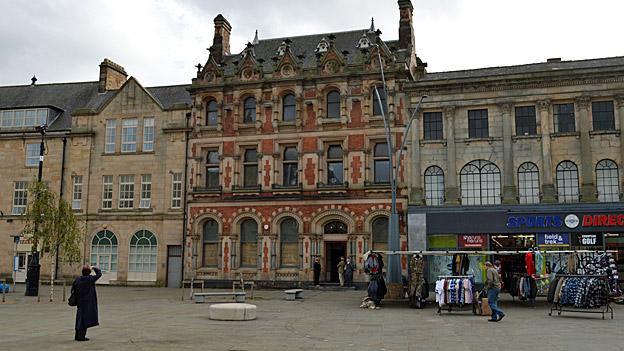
left=506, top=215, right=563, bottom=229
left=537, top=233, right=570, bottom=246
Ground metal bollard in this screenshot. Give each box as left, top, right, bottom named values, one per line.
left=63, top=280, right=66, bottom=302
left=37, top=279, right=41, bottom=303
left=2, top=279, right=5, bottom=303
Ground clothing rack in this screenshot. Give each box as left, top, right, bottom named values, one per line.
left=548, top=274, right=614, bottom=320
left=435, top=275, right=478, bottom=315
left=365, top=250, right=616, bottom=256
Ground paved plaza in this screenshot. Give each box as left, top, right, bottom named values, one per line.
left=0, top=284, right=622, bottom=351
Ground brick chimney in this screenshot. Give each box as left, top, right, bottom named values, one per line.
left=398, top=0, right=415, bottom=53
left=211, top=14, right=232, bottom=64
left=98, top=58, right=127, bottom=93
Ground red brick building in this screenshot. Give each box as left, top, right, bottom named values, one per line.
left=186, top=1, right=424, bottom=286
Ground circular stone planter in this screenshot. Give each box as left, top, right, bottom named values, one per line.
left=209, top=303, right=257, bottom=321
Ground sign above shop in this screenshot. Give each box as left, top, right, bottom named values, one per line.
left=537, top=233, right=570, bottom=246
left=573, top=233, right=604, bottom=247
left=507, top=213, right=624, bottom=230
left=459, top=234, right=486, bottom=248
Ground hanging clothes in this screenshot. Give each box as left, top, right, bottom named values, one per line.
left=525, top=252, right=536, bottom=276
left=434, top=277, right=474, bottom=307
left=534, top=250, right=545, bottom=276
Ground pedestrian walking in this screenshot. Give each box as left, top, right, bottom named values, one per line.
left=313, top=257, right=321, bottom=287
left=337, top=257, right=346, bottom=286
left=344, top=258, right=354, bottom=287
left=485, top=261, right=505, bottom=322
left=71, top=265, right=102, bottom=341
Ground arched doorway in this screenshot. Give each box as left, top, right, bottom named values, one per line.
left=90, top=230, right=118, bottom=284
left=323, top=220, right=348, bottom=283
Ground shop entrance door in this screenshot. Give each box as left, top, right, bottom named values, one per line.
left=325, top=242, right=346, bottom=283
left=15, top=252, right=30, bottom=283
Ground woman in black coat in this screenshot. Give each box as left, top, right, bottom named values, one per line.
left=72, top=265, right=102, bottom=341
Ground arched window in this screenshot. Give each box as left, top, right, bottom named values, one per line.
left=282, top=94, right=296, bottom=122
left=372, top=86, right=387, bottom=116
left=91, top=230, right=118, bottom=273
left=327, top=145, right=344, bottom=185
left=460, top=160, right=501, bottom=205
left=326, top=91, right=340, bottom=118
left=129, top=230, right=157, bottom=274
left=374, top=142, right=390, bottom=184
left=243, top=97, right=256, bottom=124
left=283, top=146, right=298, bottom=186
left=324, top=220, right=348, bottom=234
left=240, top=219, right=258, bottom=268
left=518, top=162, right=540, bottom=204
left=280, top=218, right=299, bottom=267
left=556, top=161, right=579, bottom=203
left=206, top=100, right=218, bottom=126
left=596, top=159, right=619, bottom=202
left=203, top=220, right=219, bottom=267
left=424, top=166, right=444, bottom=206
left=372, top=217, right=388, bottom=251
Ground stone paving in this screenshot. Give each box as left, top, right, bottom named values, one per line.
left=0, top=284, right=622, bottom=351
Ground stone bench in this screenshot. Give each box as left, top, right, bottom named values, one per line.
left=194, top=292, right=246, bottom=303
left=284, top=289, right=303, bottom=301
left=209, top=303, right=256, bottom=321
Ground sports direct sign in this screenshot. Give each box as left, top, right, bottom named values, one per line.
left=506, top=213, right=624, bottom=231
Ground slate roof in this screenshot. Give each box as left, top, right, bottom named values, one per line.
left=0, top=81, right=191, bottom=131
left=221, top=29, right=394, bottom=75
left=421, top=56, right=624, bottom=82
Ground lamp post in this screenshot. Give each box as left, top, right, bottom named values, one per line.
left=25, top=124, right=46, bottom=296
left=372, top=43, right=427, bottom=285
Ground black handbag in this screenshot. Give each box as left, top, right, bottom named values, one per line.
left=68, top=288, right=77, bottom=307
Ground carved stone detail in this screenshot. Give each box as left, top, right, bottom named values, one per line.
left=575, top=96, right=591, bottom=109
left=537, top=99, right=551, bottom=111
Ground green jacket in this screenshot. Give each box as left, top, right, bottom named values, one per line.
left=337, top=261, right=345, bottom=274
left=486, top=267, right=501, bottom=289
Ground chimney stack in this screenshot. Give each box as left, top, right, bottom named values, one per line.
left=398, top=0, right=415, bottom=53
left=211, top=14, right=232, bottom=64
left=98, top=59, right=127, bottom=93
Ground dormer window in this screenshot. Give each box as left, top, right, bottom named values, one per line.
left=1, top=108, right=49, bottom=129
left=356, top=33, right=372, bottom=49
left=276, top=41, right=288, bottom=56
left=316, top=38, right=329, bottom=53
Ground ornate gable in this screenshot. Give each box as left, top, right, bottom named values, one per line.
left=198, top=54, right=224, bottom=85
left=272, top=39, right=300, bottom=79
left=363, top=32, right=394, bottom=71
left=236, top=43, right=263, bottom=82
left=317, top=35, right=347, bottom=75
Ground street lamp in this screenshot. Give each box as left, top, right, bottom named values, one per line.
left=372, top=43, right=427, bottom=285
left=25, top=124, right=46, bottom=296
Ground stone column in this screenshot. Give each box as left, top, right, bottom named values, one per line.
left=617, top=95, right=624, bottom=199
left=500, top=103, right=517, bottom=204
left=537, top=100, right=556, bottom=202
left=576, top=96, right=597, bottom=202
left=408, top=104, right=423, bottom=204
left=443, top=105, right=459, bottom=204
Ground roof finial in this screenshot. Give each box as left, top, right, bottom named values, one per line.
left=252, top=29, right=259, bottom=45
left=368, top=17, right=375, bottom=33
left=31, top=75, right=37, bottom=86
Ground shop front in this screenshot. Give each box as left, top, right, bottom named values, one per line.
left=408, top=204, right=624, bottom=286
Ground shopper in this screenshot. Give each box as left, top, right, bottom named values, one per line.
left=485, top=261, right=505, bottom=322
left=313, top=257, right=321, bottom=287
left=337, top=257, right=346, bottom=286
left=344, top=258, right=354, bottom=287
left=72, top=265, right=102, bottom=341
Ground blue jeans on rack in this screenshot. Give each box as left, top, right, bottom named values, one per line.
left=488, top=288, right=505, bottom=320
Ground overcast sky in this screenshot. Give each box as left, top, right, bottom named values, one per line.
left=0, top=0, right=622, bottom=87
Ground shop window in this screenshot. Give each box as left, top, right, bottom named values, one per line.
left=282, top=146, right=298, bottom=186
left=518, top=162, right=540, bottom=204
left=206, top=100, right=218, bottom=126
left=556, top=161, right=579, bottom=203
left=460, top=160, right=501, bottom=205
left=91, top=230, right=118, bottom=273
left=326, top=91, right=340, bottom=118
left=372, top=86, right=387, bottom=116
left=424, top=166, right=444, bottom=206
left=243, top=149, right=258, bottom=187
left=592, top=101, right=615, bottom=131
left=554, top=103, right=575, bottom=133
left=373, top=142, right=390, bottom=184
left=243, top=97, right=256, bottom=124
left=596, top=159, right=620, bottom=202
left=372, top=217, right=388, bottom=251
left=423, top=112, right=443, bottom=140
left=327, top=145, right=344, bottom=185
left=129, top=230, right=157, bottom=273
left=240, top=219, right=258, bottom=267
left=282, top=94, right=296, bottom=122
left=280, top=218, right=299, bottom=267
left=515, top=106, right=537, bottom=136
left=203, top=220, right=219, bottom=267
left=206, top=150, right=220, bottom=188
left=468, top=109, right=488, bottom=138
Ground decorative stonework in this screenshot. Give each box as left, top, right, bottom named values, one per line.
left=497, top=102, right=512, bottom=114
left=575, top=96, right=591, bottom=109
left=537, top=99, right=551, bottom=111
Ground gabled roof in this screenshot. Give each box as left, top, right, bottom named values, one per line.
left=420, top=56, right=624, bottom=82
left=147, top=84, right=192, bottom=109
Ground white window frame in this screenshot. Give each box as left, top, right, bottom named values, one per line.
left=140, top=174, right=152, bottom=209
left=105, top=119, right=117, bottom=154
left=142, top=117, right=155, bottom=152
left=119, top=175, right=135, bottom=209
left=26, top=143, right=39, bottom=167
left=12, top=181, right=28, bottom=215
left=121, top=118, right=138, bottom=153
left=72, top=175, right=83, bottom=210
left=171, top=172, right=182, bottom=209
left=102, top=175, right=113, bottom=209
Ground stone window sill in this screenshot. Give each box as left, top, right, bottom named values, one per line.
left=512, top=134, right=540, bottom=140
left=590, top=130, right=620, bottom=136
left=551, top=132, right=580, bottom=138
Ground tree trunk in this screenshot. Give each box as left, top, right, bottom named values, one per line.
left=50, top=256, right=55, bottom=302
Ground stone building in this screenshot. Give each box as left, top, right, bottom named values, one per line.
left=185, top=2, right=421, bottom=286
left=0, top=60, right=190, bottom=286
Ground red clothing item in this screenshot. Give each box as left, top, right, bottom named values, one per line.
left=525, top=252, right=535, bottom=276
